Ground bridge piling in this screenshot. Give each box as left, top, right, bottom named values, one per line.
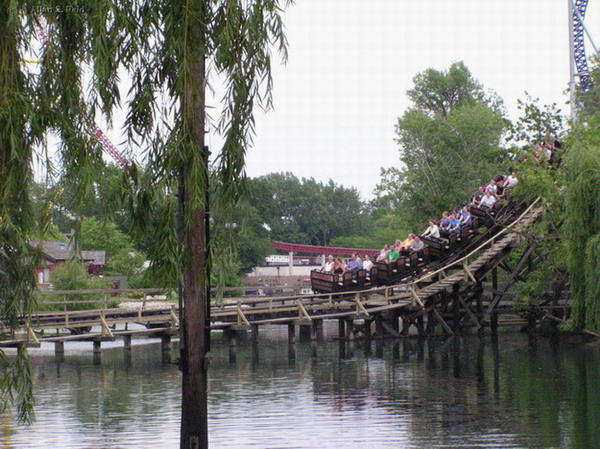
left=124, top=335, right=132, bottom=351
left=93, top=340, right=101, bottom=354
left=375, top=318, right=384, bottom=339
left=312, top=319, right=323, bottom=341
left=161, top=335, right=171, bottom=352
left=287, top=324, right=296, bottom=344
left=346, top=320, right=355, bottom=341
left=251, top=324, right=259, bottom=345
left=338, top=319, right=346, bottom=339
left=54, top=341, right=64, bottom=355
left=452, top=286, right=461, bottom=335
left=490, top=268, right=499, bottom=334
left=299, top=324, right=311, bottom=342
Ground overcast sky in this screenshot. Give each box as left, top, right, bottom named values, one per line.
left=222, top=0, right=598, bottom=200
left=33, top=1, right=598, bottom=199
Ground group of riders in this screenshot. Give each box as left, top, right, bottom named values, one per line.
left=318, top=130, right=562, bottom=278
left=320, top=171, right=521, bottom=276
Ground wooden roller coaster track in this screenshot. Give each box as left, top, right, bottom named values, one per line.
left=2, top=198, right=552, bottom=348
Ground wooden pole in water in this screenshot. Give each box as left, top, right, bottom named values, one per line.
left=251, top=324, right=259, bottom=345
left=180, top=6, right=209, bottom=447
left=338, top=318, right=346, bottom=339
left=491, top=268, right=499, bottom=333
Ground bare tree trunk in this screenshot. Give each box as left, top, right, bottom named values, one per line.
left=180, top=11, right=209, bottom=448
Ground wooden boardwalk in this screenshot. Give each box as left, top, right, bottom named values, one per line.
left=3, top=199, right=566, bottom=351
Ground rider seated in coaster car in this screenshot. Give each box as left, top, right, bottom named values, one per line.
left=478, top=191, right=497, bottom=210
left=459, top=206, right=472, bottom=228
left=400, top=234, right=415, bottom=256
left=345, top=253, right=363, bottom=275
left=422, top=220, right=441, bottom=240
left=322, top=255, right=335, bottom=273
left=387, top=244, right=401, bottom=263
left=448, top=213, right=462, bottom=234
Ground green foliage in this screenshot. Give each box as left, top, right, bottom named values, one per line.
left=406, top=61, right=485, bottom=117
left=575, top=59, right=600, bottom=122
left=0, top=5, right=40, bottom=423
left=332, top=211, right=411, bottom=250
left=126, top=291, right=145, bottom=299
left=508, top=93, right=565, bottom=145
left=231, top=201, right=273, bottom=274
left=247, top=173, right=371, bottom=247
left=377, top=62, right=508, bottom=225
left=45, top=261, right=110, bottom=311
left=562, top=136, right=600, bottom=332
left=3, top=0, right=291, bottom=426
left=79, top=217, right=145, bottom=278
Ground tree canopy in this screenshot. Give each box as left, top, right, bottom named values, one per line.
left=246, top=173, right=371, bottom=247
left=376, top=62, right=508, bottom=227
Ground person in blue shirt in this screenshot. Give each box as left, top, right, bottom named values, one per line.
left=459, top=206, right=472, bottom=227
left=345, top=253, right=363, bottom=274
left=449, top=214, right=461, bottom=233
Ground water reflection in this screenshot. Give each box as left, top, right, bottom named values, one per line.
left=2, top=330, right=599, bottom=448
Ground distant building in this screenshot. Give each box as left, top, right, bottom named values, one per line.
left=264, top=255, right=318, bottom=266
left=29, top=240, right=106, bottom=286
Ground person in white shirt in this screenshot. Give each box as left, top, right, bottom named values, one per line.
left=323, top=255, right=335, bottom=272
left=376, top=244, right=390, bottom=262
left=362, top=255, right=373, bottom=271
left=506, top=171, right=518, bottom=188
left=422, top=220, right=440, bottom=239
left=485, top=180, right=497, bottom=196
left=479, top=192, right=497, bottom=209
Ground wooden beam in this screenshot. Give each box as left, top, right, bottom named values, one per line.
left=432, top=309, right=454, bottom=336
left=99, top=314, right=114, bottom=338
left=354, top=294, right=370, bottom=316
left=236, top=305, right=250, bottom=326
left=459, top=296, right=481, bottom=330
left=381, top=321, right=401, bottom=338
left=297, top=301, right=312, bottom=321
left=480, top=243, right=537, bottom=325
left=463, top=263, right=478, bottom=283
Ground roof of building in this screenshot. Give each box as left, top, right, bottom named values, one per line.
left=29, top=240, right=106, bottom=265
left=81, top=250, right=106, bottom=266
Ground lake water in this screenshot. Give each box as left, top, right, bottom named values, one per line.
left=3, top=327, right=599, bottom=448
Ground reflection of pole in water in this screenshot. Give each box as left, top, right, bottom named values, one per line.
left=491, top=335, right=500, bottom=399
left=453, top=337, right=461, bottom=378
left=392, top=341, right=400, bottom=361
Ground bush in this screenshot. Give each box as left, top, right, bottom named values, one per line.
left=44, top=261, right=110, bottom=311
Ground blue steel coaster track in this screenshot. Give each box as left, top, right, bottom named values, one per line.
left=573, top=0, right=593, bottom=90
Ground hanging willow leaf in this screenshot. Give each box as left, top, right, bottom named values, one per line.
left=1, top=0, right=291, bottom=425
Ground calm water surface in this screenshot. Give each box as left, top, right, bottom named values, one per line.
left=3, top=327, right=599, bottom=449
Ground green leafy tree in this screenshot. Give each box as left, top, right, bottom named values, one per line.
left=79, top=217, right=145, bottom=278
left=248, top=173, right=371, bottom=246
left=3, top=1, right=290, bottom=443
left=562, top=75, right=600, bottom=332
left=376, top=62, right=508, bottom=225
left=575, top=59, right=600, bottom=121
left=230, top=201, right=272, bottom=274
left=47, top=261, right=110, bottom=311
